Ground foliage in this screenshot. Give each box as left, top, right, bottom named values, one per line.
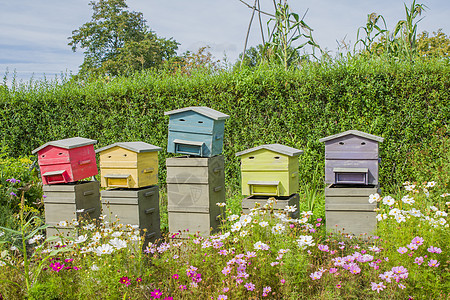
left=355, top=13, right=387, bottom=55
left=417, top=29, right=450, bottom=58
left=68, top=0, right=179, bottom=76
left=166, top=46, right=223, bottom=76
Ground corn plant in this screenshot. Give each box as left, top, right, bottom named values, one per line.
left=355, top=13, right=388, bottom=55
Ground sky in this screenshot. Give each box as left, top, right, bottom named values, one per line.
left=1, top=0, right=449, bottom=84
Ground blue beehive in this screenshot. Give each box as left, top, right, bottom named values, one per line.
left=164, top=106, right=229, bottom=157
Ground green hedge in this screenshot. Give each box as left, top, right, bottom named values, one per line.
left=1, top=56, right=449, bottom=192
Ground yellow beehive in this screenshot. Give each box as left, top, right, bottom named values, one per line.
left=96, top=142, right=162, bottom=189
left=236, top=144, right=303, bottom=196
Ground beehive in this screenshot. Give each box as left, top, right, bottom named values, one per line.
left=319, top=130, right=384, bottom=185
left=164, top=107, right=229, bottom=157
left=236, top=144, right=303, bottom=197
left=325, top=185, right=379, bottom=236
left=96, top=142, right=162, bottom=189
left=166, top=155, right=225, bottom=236
left=43, top=181, right=101, bottom=237
left=101, top=185, right=160, bottom=242
left=32, top=137, right=97, bottom=185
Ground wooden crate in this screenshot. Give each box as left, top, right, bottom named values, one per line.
left=32, top=137, right=98, bottom=184
left=43, top=181, right=101, bottom=238
left=101, top=185, right=160, bottom=242
left=236, top=144, right=302, bottom=196
left=319, top=130, right=384, bottom=185
left=166, top=156, right=225, bottom=235
left=325, top=185, right=379, bottom=237
left=165, top=106, right=229, bottom=157
left=242, top=193, right=300, bottom=218
left=96, top=142, right=162, bottom=189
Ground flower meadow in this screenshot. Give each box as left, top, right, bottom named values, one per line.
left=0, top=179, right=448, bottom=299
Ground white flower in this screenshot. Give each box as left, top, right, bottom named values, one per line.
left=83, top=223, right=95, bottom=231
left=389, top=208, right=402, bottom=216
left=296, top=235, right=315, bottom=249
left=57, top=221, right=67, bottom=227
left=253, top=241, right=269, bottom=250
left=284, top=205, right=297, bottom=213
left=239, top=215, right=252, bottom=226
left=10, top=246, right=18, bottom=251
left=228, top=214, right=239, bottom=222
left=240, top=230, right=248, bottom=237
left=259, top=221, right=269, bottom=227
left=0, top=231, right=4, bottom=237
left=376, top=214, right=387, bottom=221
left=438, top=218, right=447, bottom=226
left=91, top=232, right=102, bottom=242
left=0, top=261, right=6, bottom=267
left=404, top=184, right=415, bottom=191
left=435, top=211, right=447, bottom=217
left=301, top=211, right=313, bottom=217
left=216, top=202, right=226, bottom=207
left=74, top=234, right=88, bottom=244
left=109, top=238, right=127, bottom=250
left=219, top=232, right=230, bottom=240
left=298, top=217, right=309, bottom=224
left=368, top=193, right=380, bottom=204
left=94, top=244, right=114, bottom=256
left=99, top=215, right=107, bottom=220
left=408, top=208, right=422, bottom=217
left=111, top=231, right=123, bottom=237
left=71, top=220, right=79, bottom=226
left=426, top=181, right=436, bottom=188
left=91, top=264, right=99, bottom=271
left=271, top=223, right=285, bottom=234
left=401, top=195, right=415, bottom=205
left=429, top=206, right=438, bottom=211
left=394, top=214, right=406, bottom=223
left=382, top=196, right=395, bottom=206
left=231, top=222, right=242, bottom=232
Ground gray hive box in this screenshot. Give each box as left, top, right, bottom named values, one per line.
left=166, top=155, right=225, bottom=236
left=242, top=194, right=300, bottom=219
left=325, top=185, right=379, bottom=237
left=43, top=181, right=101, bottom=238
left=101, top=185, right=160, bottom=243
left=319, top=130, right=384, bottom=185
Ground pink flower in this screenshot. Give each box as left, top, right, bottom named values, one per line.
left=222, top=266, right=231, bottom=275
left=172, top=274, right=179, bottom=279
left=391, top=266, right=408, bottom=275
left=379, top=271, right=393, bottom=283
left=151, top=289, right=163, bottom=299
left=414, top=257, right=424, bottom=265
left=398, top=283, right=406, bottom=289
left=411, top=236, right=424, bottom=245
left=310, top=271, right=322, bottom=280
left=349, top=264, right=361, bottom=274
left=179, top=285, right=187, bottom=290
left=371, top=282, right=386, bottom=293
left=218, top=295, right=227, bottom=300
left=262, top=286, right=271, bottom=297
left=49, top=262, right=65, bottom=272
left=119, top=276, right=131, bottom=286
left=318, top=244, right=329, bottom=252
left=244, top=282, right=255, bottom=291
left=336, top=283, right=341, bottom=288
left=427, top=246, right=442, bottom=254
left=397, top=247, right=408, bottom=254
left=428, top=259, right=440, bottom=267
left=329, top=268, right=338, bottom=274
left=407, top=243, right=418, bottom=251
left=280, top=279, right=285, bottom=284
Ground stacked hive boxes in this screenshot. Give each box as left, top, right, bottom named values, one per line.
left=165, top=107, right=229, bottom=236
left=319, top=130, right=384, bottom=237
left=236, top=144, right=302, bottom=217
left=96, top=142, right=162, bottom=243
left=32, top=137, right=101, bottom=237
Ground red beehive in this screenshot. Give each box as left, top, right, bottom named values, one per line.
left=32, top=137, right=98, bottom=185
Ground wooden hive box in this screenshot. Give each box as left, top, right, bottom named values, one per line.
left=319, top=130, right=384, bottom=185
left=325, top=185, right=379, bottom=237
left=164, top=106, right=229, bottom=157
left=43, top=181, right=101, bottom=237
left=236, top=144, right=303, bottom=197
left=166, top=156, right=225, bottom=236
left=32, top=137, right=98, bottom=185
left=96, top=142, right=162, bottom=189
left=101, top=185, right=160, bottom=242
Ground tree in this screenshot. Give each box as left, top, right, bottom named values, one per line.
left=417, top=29, right=450, bottom=58
left=68, top=0, right=178, bottom=76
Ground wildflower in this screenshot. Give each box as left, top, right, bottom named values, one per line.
left=411, top=236, right=424, bottom=245
left=262, top=286, right=271, bottom=297
left=216, top=202, right=226, bottom=207
left=244, top=282, right=255, bottom=291
left=57, top=221, right=67, bottom=227
left=228, top=214, right=239, bottom=221
left=368, top=193, right=380, bottom=203
left=91, top=232, right=102, bottom=242
left=389, top=208, right=402, bottom=216
left=376, top=214, right=387, bottom=221
left=94, top=244, right=114, bottom=256
left=239, top=215, right=252, bottom=226
left=6, top=178, right=20, bottom=184
left=369, top=246, right=381, bottom=252
left=408, top=208, right=422, bottom=217
left=394, top=214, right=406, bottom=223
left=310, top=271, right=322, bottom=280
left=218, top=295, right=227, bottom=300
left=179, top=285, right=187, bottom=290
left=349, top=264, right=361, bottom=274
left=379, top=271, right=393, bottom=282
left=254, top=241, right=270, bottom=251
left=259, top=221, right=269, bottom=227
left=426, top=181, right=436, bottom=187
left=231, top=222, right=242, bottom=232
left=382, top=196, right=395, bottom=206
left=83, top=223, right=95, bottom=230
left=172, top=274, right=179, bottom=279
left=49, top=262, right=65, bottom=272
left=427, top=246, right=442, bottom=254
left=401, top=195, right=415, bottom=205
left=271, top=223, right=285, bottom=234
left=429, top=206, right=438, bottom=211
left=109, top=238, right=127, bottom=250
left=371, top=282, right=386, bottom=293
left=297, top=235, right=315, bottom=249
left=318, top=244, right=329, bottom=252
left=407, top=243, right=418, bottom=251
left=270, top=262, right=279, bottom=266
left=336, top=283, right=342, bottom=288
left=437, top=218, right=447, bottom=226
left=428, top=259, right=440, bottom=267
left=246, top=251, right=256, bottom=258
left=222, top=266, right=232, bottom=275
left=136, top=277, right=142, bottom=282
left=329, top=268, right=338, bottom=274
left=398, top=283, right=406, bottom=289
left=119, top=276, right=131, bottom=286
left=9, top=192, right=17, bottom=197
left=284, top=205, right=297, bottom=212
left=151, top=289, right=163, bottom=299
left=414, top=257, right=424, bottom=265
left=391, top=266, right=408, bottom=275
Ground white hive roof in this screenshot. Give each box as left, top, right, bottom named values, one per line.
left=319, top=130, right=384, bottom=143
left=164, top=106, right=229, bottom=120
left=236, top=144, right=303, bottom=157
left=32, top=137, right=97, bottom=154
left=95, top=142, right=162, bottom=153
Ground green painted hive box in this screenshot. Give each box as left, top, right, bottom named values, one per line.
left=236, top=144, right=303, bottom=196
